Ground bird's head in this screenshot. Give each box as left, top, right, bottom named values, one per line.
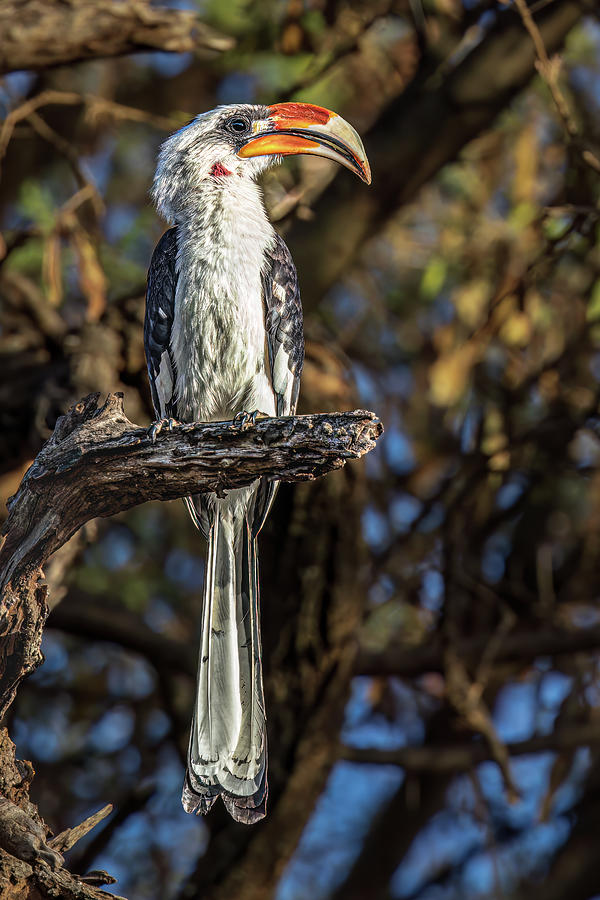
left=153, top=102, right=370, bottom=222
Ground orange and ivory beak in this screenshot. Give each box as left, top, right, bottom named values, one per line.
left=238, top=102, right=371, bottom=185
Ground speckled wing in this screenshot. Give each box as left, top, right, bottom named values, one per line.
left=262, top=231, right=304, bottom=417
left=253, top=232, right=304, bottom=536
left=144, top=227, right=178, bottom=421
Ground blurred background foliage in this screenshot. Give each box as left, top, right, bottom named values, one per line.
left=3, top=0, right=600, bottom=898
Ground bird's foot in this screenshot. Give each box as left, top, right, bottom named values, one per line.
left=148, top=417, right=181, bottom=442
left=232, top=410, right=270, bottom=430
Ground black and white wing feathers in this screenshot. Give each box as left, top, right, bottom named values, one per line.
left=262, top=231, right=304, bottom=418
left=145, top=227, right=211, bottom=536
left=252, top=232, right=304, bottom=536
left=144, top=227, right=178, bottom=420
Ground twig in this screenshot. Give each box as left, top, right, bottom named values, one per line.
left=473, top=607, right=517, bottom=690
left=510, top=0, right=600, bottom=175
left=0, top=90, right=82, bottom=163
left=49, top=804, right=113, bottom=852
left=82, top=95, right=184, bottom=133
left=68, top=784, right=155, bottom=875
left=24, top=111, right=105, bottom=220
left=512, top=0, right=576, bottom=129
left=0, top=89, right=183, bottom=170
left=79, top=871, right=118, bottom=887
left=444, top=646, right=520, bottom=801
left=0, top=185, right=103, bottom=272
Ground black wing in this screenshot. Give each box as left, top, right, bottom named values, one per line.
left=252, top=233, right=304, bottom=536
left=144, top=227, right=178, bottom=420
left=262, top=231, right=304, bottom=417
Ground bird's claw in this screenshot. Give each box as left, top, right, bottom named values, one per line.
left=232, top=410, right=270, bottom=430
left=148, top=417, right=181, bottom=442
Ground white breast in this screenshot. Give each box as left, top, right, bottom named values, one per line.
left=171, top=178, right=277, bottom=422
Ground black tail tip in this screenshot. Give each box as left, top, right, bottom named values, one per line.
left=182, top=771, right=268, bottom=825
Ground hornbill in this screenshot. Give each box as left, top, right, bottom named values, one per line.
left=144, top=102, right=370, bottom=824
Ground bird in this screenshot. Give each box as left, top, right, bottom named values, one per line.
left=144, top=101, right=370, bottom=824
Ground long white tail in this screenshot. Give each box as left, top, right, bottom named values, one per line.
left=182, top=490, right=267, bottom=824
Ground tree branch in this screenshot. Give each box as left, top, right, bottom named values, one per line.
left=0, top=0, right=234, bottom=76
left=0, top=392, right=380, bottom=894
left=49, top=804, right=113, bottom=854
left=342, top=721, right=600, bottom=772
left=0, top=391, right=382, bottom=719
left=0, top=729, right=121, bottom=900
left=356, top=624, right=600, bottom=678
left=511, top=0, right=600, bottom=174
left=48, top=595, right=197, bottom=678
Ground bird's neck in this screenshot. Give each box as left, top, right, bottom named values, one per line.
left=175, top=176, right=275, bottom=264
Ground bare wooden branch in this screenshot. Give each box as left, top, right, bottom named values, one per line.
left=0, top=0, right=234, bottom=76
left=0, top=392, right=382, bottom=720
left=0, top=728, right=119, bottom=900
left=509, top=0, right=600, bottom=175
left=0, top=91, right=183, bottom=170
left=356, top=624, right=600, bottom=678
left=0, top=795, right=63, bottom=871
left=49, top=805, right=113, bottom=853
left=341, top=720, right=600, bottom=772
left=0, top=392, right=380, bottom=897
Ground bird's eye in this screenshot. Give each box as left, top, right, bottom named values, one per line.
left=227, top=118, right=249, bottom=134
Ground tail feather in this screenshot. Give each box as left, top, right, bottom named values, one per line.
left=183, top=488, right=267, bottom=823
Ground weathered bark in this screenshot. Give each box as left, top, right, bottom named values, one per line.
left=0, top=729, right=120, bottom=900
left=0, top=390, right=381, bottom=718
left=0, top=391, right=381, bottom=898
left=0, top=0, right=233, bottom=76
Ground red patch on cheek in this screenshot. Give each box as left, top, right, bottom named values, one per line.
left=210, top=162, right=232, bottom=177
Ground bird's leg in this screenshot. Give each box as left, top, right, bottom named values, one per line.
left=232, top=410, right=270, bottom=430
left=148, top=417, right=181, bottom=442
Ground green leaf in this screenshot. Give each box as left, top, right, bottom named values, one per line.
left=19, top=180, right=56, bottom=230
left=421, top=257, right=447, bottom=299
left=586, top=279, right=600, bottom=322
